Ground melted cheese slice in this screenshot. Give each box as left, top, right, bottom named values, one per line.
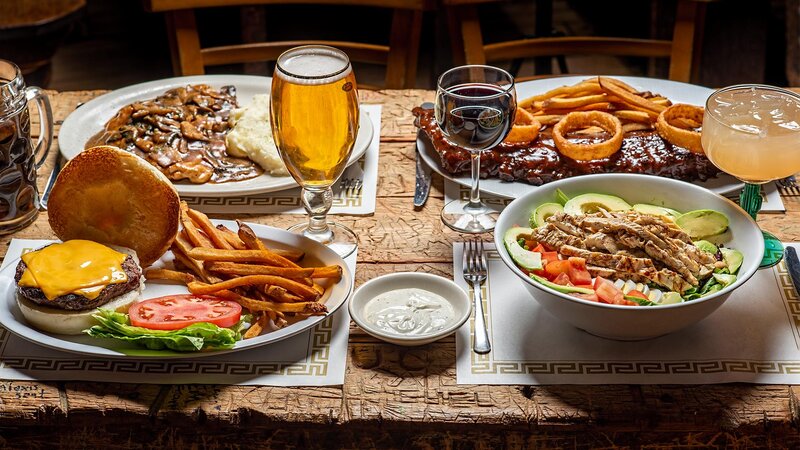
left=18, top=240, right=129, bottom=300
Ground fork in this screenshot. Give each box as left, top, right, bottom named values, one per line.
left=463, top=239, right=491, bottom=354
left=339, top=178, right=363, bottom=199
left=778, top=176, right=800, bottom=196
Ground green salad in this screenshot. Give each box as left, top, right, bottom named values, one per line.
left=504, top=189, right=743, bottom=306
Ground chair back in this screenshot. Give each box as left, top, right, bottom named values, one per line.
left=145, top=0, right=433, bottom=88
left=444, top=0, right=709, bottom=82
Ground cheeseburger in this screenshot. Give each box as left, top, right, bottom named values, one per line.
left=14, top=145, right=180, bottom=335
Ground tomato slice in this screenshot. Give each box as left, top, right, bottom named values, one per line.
left=594, top=277, right=625, bottom=305
left=571, top=292, right=599, bottom=302
left=627, top=290, right=649, bottom=300
left=567, top=257, right=592, bottom=285
left=540, top=251, right=560, bottom=266
left=544, top=260, right=572, bottom=279
left=552, top=272, right=572, bottom=286
left=129, top=295, right=243, bottom=330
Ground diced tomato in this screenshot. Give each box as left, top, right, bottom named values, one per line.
left=524, top=240, right=538, bottom=250
left=129, top=295, right=243, bottom=330
left=593, top=277, right=625, bottom=305
left=571, top=292, right=599, bottom=302
left=552, top=272, right=571, bottom=286
left=532, top=243, right=546, bottom=253
left=544, top=260, right=572, bottom=279
left=566, top=257, right=592, bottom=285
left=627, top=290, right=649, bottom=300
left=540, top=251, right=560, bottom=266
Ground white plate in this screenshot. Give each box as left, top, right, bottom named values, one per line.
left=418, top=75, right=742, bottom=198
left=0, top=221, right=353, bottom=359
left=59, top=75, right=373, bottom=197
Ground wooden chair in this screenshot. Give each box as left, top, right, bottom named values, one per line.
left=144, top=0, right=433, bottom=89
left=444, top=0, right=710, bottom=83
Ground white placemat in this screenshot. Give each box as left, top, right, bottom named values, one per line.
left=0, top=240, right=355, bottom=386
left=444, top=179, right=786, bottom=213
left=183, top=104, right=381, bottom=215
left=454, top=242, right=800, bottom=385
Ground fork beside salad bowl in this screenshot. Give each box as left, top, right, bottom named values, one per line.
left=494, top=173, right=764, bottom=341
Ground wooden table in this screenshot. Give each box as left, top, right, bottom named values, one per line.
left=3, top=89, right=800, bottom=448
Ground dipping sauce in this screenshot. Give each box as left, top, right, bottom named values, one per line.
left=364, top=288, right=455, bottom=336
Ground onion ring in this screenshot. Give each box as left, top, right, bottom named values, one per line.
left=552, top=111, right=623, bottom=161
left=655, top=103, right=704, bottom=154
left=503, top=107, right=541, bottom=144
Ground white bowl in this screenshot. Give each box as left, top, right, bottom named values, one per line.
left=494, top=173, right=764, bottom=340
left=349, top=272, right=471, bottom=346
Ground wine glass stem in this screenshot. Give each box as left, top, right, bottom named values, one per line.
left=302, top=187, right=333, bottom=239
left=469, top=151, right=482, bottom=208
left=739, top=183, right=762, bottom=221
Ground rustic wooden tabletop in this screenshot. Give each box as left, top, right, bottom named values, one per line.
left=2, top=89, right=800, bottom=448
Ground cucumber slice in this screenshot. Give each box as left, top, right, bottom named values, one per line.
left=530, top=202, right=564, bottom=227
left=563, top=193, right=631, bottom=216
left=675, top=209, right=729, bottom=239
left=503, top=227, right=542, bottom=271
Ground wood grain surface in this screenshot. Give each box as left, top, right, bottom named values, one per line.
left=1, top=89, right=800, bottom=448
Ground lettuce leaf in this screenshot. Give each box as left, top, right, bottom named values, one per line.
left=84, top=309, right=241, bottom=352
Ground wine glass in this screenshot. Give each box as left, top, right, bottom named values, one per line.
left=702, top=84, right=800, bottom=267
left=435, top=65, right=517, bottom=233
left=270, top=45, right=359, bottom=257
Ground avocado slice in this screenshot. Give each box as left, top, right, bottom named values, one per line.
left=693, top=240, right=719, bottom=255
left=712, top=272, right=737, bottom=287
left=675, top=209, right=729, bottom=239
left=503, top=227, right=542, bottom=271
left=531, top=274, right=593, bottom=295
left=659, top=292, right=684, bottom=305
left=632, top=203, right=681, bottom=219
left=530, top=202, right=564, bottom=227
left=563, top=193, right=632, bottom=216
left=720, top=247, right=744, bottom=274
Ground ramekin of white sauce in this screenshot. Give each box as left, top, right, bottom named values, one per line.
left=349, top=272, right=471, bottom=346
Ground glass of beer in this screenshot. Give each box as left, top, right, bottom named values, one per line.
left=270, top=45, right=359, bottom=257
left=702, top=84, right=800, bottom=267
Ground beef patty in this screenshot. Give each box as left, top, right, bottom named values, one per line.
left=15, top=256, right=143, bottom=311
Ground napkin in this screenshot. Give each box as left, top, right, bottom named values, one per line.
left=183, top=104, right=382, bottom=215
left=0, top=239, right=355, bottom=386
left=454, top=242, right=800, bottom=385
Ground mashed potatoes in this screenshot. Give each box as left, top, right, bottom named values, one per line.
left=225, top=94, right=288, bottom=176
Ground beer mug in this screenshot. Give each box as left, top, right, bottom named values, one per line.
left=0, top=59, right=52, bottom=234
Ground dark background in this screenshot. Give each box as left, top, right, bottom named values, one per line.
left=0, top=0, right=792, bottom=91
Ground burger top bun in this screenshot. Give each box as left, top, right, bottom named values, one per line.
left=48, top=145, right=180, bottom=267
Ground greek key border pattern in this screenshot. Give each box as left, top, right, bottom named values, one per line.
left=183, top=157, right=366, bottom=209
left=470, top=249, right=800, bottom=376
left=0, top=314, right=335, bottom=377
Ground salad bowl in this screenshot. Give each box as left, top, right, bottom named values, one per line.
left=494, top=173, right=764, bottom=340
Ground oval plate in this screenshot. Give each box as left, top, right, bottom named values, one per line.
left=59, top=75, right=373, bottom=197
left=418, top=75, right=742, bottom=198
left=0, top=221, right=353, bottom=359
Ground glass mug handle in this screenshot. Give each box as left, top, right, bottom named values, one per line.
left=24, top=86, right=53, bottom=169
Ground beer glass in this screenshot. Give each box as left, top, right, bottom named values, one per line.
left=0, top=60, right=52, bottom=235
left=270, top=45, right=359, bottom=257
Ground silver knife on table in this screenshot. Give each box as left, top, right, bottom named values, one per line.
left=785, top=247, right=800, bottom=295
left=413, top=102, right=434, bottom=208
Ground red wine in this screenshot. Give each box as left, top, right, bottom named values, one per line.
left=435, top=83, right=515, bottom=151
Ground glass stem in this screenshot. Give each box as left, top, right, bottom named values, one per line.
left=739, top=183, right=762, bottom=221
left=301, top=187, right=334, bottom=241
left=469, top=150, right=482, bottom=208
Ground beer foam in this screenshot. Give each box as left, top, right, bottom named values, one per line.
left=276, top=47, right=352, bottom=85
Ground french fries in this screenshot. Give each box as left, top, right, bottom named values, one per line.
left=158, top=202, right=343, bottom=339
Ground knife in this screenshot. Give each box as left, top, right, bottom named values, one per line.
left=413, top=102, right=434, bottom=208
left=40, top=154, right=64, bottom=211
left=785, top=247, right=800, bottom=296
